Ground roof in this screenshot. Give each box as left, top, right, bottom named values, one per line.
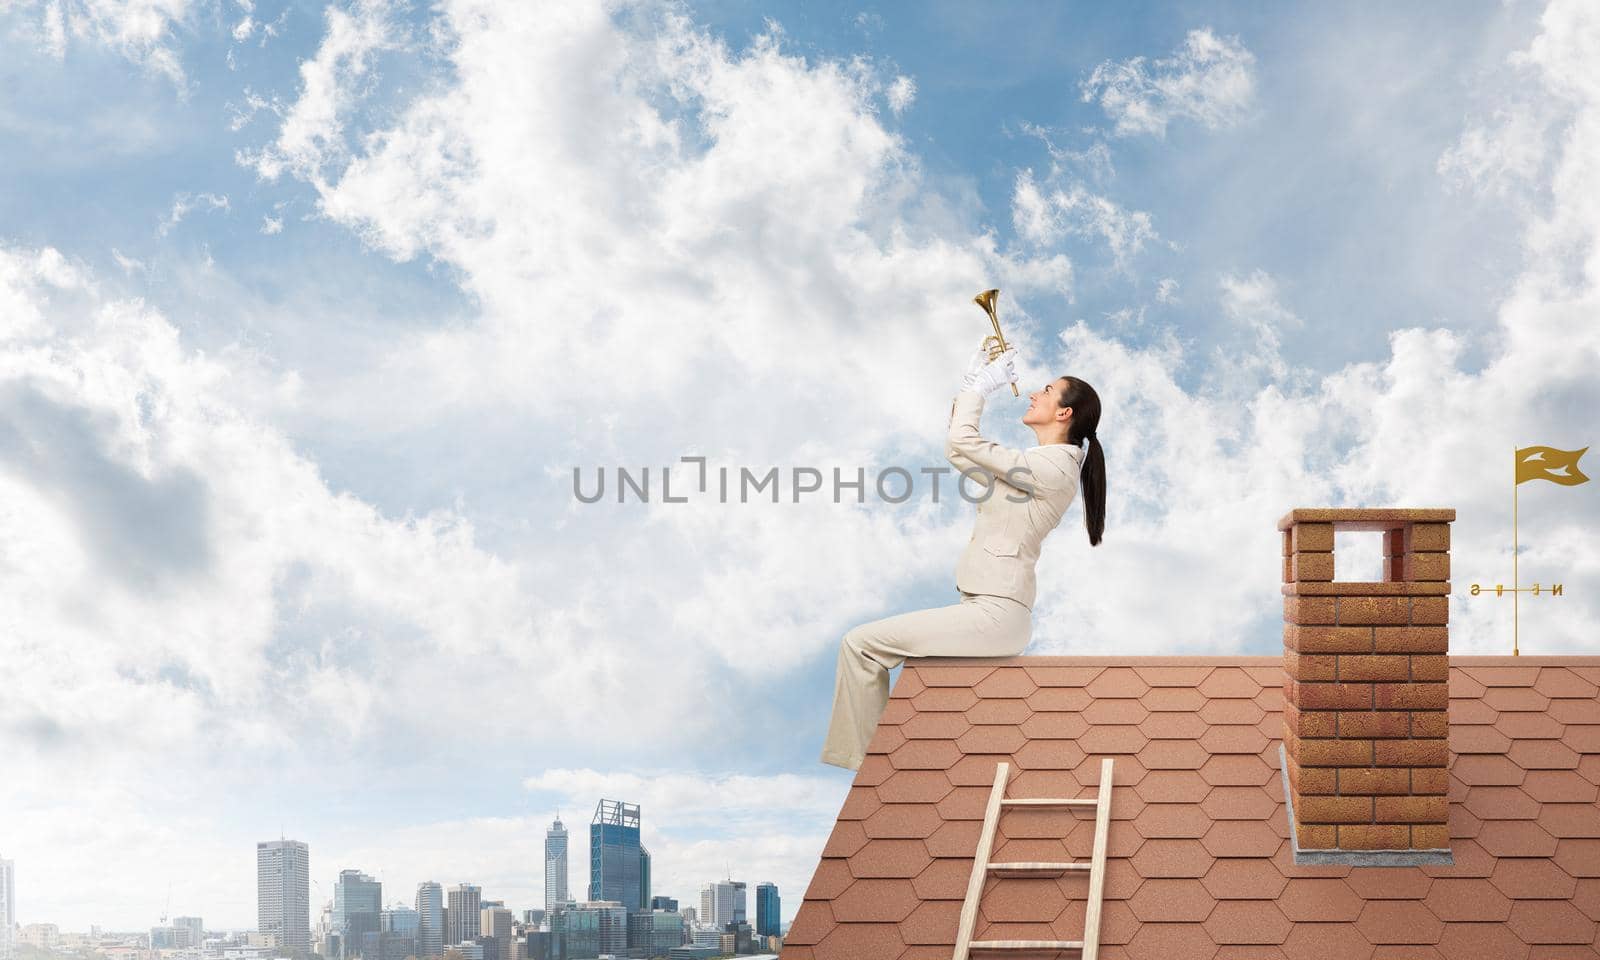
left=781, top=655, right=1600, bottom=960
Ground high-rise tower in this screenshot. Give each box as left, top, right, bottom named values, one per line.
left=588, top=800, right=642, bottom=911
left=543, top=816, right=568, bottom=912
left=414, top=882, right=444, bottom=958
left=257, top=840, right=311, bottom=957
left=1, top=854, right=15, bottom=960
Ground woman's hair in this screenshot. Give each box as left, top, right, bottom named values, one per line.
left=1055, top=376, right=1105, bottom=547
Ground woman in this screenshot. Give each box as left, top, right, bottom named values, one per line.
left=819, top=344, right=1106, bottom=771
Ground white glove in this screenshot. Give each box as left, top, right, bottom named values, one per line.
left=958, top=342, right=990, bottom=392
left=961, top=347, right=1018, bottom=397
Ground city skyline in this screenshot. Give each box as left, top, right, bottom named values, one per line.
left=0, top=779, right=803, bottom=932
left=0, top=836, right=783, bottom=940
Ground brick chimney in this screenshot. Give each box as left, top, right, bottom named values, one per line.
left=1279, top=507, right=1456, bottom=865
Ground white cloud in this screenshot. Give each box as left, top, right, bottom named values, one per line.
left=1438, top=104, right=1550, bottom=198
left=110, top=247, right=146, bottom=275
left=155, top=191, right=229, bottom=238
left=1213, top=268, right=1304, bottom=387
left=852, top=11, right=883, bottom=36
left=1080, top=27, right=1257, bottom=138
left=1011, top=166, right=1159, bottom=269
left=238, top=0, right=406, bottom=187
left=225, top=87, right=275, bottom=131
left=886, top=73, right=915, bottom=114
left=1155, top=277, right=1179, bottom=303
left=2, top=0, right=198, bottom=88
left=1018, top=121, right=1116, bottom=184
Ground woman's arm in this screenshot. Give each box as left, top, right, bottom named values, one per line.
left=947, top=390, right=1070, bottom=492
left=945, top=396, right=984, bottom=473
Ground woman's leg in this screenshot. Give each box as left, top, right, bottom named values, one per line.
left=820, top=593, right=1031, bottom=770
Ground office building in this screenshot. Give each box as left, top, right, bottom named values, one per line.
left=257, top=840, right=311, bottom=957
left=445, top=884, right=481, bottom=945
left=358, top=916, right=416, bottom=960
left=698, top=880, right=745, bottom=930
left=383, top=905, right=418, bottom=940
left=414, top=883, right=444, bottom=958
left=174, top=917, right=204, bottom=948
left=549, top=902, right=625, bottom=960
left=334, top=870, right=382, bottom=957
left=543, top=816, right=567, bottom=912
left=755, top=882, right=780, bottom=937
left=626, top=909, right=685, bottom=956
left=1, top=858, right=14, bottom=960
left=588, top=800, right=642, bottom=911
left=150, top=918, right=204, bottom=951
left=478, top=904, right=512, bottom=960
left=521, top=928, right=550, bottom=960
left=649, top=896, right=677, bottom=913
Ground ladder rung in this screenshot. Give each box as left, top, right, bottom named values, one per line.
left=970, top=940, right=1084, bottom=951
left=987, top=861, right=1090, bottom=877
left=1001, top=797, right=1097, bottom=807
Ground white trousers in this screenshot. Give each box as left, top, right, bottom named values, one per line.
left=820, top=591, right=1032, bottom=770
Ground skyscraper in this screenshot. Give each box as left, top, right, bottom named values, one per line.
left=414, top=883, right=444, bottom=959
left=543, top=816, right=567, bottom=912
left=698, top=880, right=746, bottom=929
left=478, top=903, right=512, bottom=960
left=755, top=883, right=780, bottom=937
left=1, top=854, right=15, bottom=960
left=257, top=840, right=311, bottom=957
left=333, top=870, right=382, bottom=957
left=375, top=904, right=418, bottom=960
left=172, top=917, right=204, bottom=948
left=588, top=800, right=642, bottom=911
left=444, top=884, right=481, bottom=945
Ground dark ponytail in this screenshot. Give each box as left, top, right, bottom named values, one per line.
left=1057, top=376, right=1104, bottom=546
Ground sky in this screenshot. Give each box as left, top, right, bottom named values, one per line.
left=2, top=0, right=1598, bottom=935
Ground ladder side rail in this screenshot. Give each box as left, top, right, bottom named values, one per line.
left=1080, top=758, right=1114, bottom=960
left=952, top=761, right=1011, bottom=960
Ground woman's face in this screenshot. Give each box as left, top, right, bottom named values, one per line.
left=1022, top=377, right=1073, bottom=429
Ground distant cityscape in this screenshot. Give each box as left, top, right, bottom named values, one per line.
left=1, top=799, right=785, bottom=960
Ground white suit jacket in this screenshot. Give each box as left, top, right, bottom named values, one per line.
left=946, top=389, right=1085, bottom=609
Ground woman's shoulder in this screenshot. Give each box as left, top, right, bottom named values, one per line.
left=1028, top=441, right=1085, bottom=466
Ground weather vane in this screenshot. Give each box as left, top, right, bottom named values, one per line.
left=1469, top=444, right=1589, bottom=655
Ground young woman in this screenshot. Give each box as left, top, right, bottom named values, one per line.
left=819, top=344, right=1106, bottom=771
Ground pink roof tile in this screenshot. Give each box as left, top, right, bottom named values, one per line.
left=782, top=655, right=1600, bottom=960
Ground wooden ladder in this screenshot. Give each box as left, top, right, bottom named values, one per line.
left=951, top=758, right=1114, bottom=960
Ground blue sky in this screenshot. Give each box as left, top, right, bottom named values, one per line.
left=2, top=0, right=1597, bottom=935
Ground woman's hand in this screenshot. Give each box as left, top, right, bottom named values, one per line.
left=966, top=342, right=991, bottom=376
left=961, top=347, right=1019, bottom=397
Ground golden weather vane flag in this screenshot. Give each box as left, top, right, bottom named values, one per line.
left=1515, top=445, right=1591, bottom=485
left=1495, top=445, right=1591, bottom=656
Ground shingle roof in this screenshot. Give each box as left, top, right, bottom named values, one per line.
left=781, top=655, right=1600, bottom=960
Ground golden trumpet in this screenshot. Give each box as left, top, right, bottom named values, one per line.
left=973, top=287, right=1019, bottom=396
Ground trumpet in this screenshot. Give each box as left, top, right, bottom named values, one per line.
left=973, top=287, right=1019, bottom=396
